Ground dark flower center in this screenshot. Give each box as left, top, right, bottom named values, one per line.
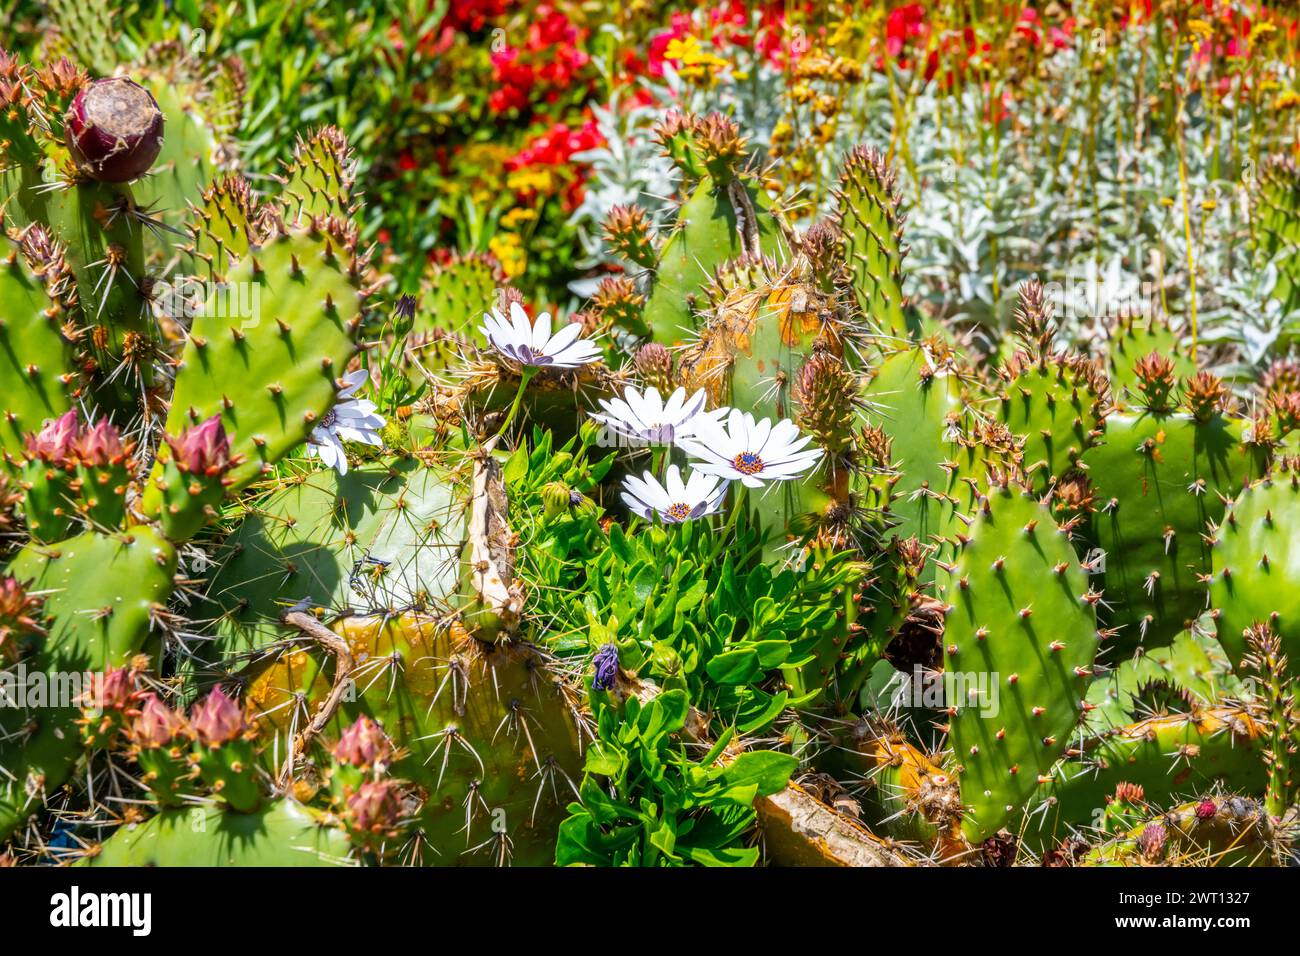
left=665, top=502, right=692, bottom=521
left=733, top=451, right=764, bottom=475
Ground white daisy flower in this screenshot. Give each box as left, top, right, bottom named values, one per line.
left=590, top=385, right=722, bottom=447
left=307, top=369, right=385, bottom=476
left=621, top=465, right=728, bottom=523
left=679, top=409, right=823, bottom=489
left=480, top=301, right=600, bottom=369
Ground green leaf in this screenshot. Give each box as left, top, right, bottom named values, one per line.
left=681, top=844, right=760, bottom=867
left=718, top=751, right=797, bottom=797
left=752, top=640, right=791, bottom=669
left=705, top=648, right=761, bottom=685
left=503, top=445, right=529, bottom=484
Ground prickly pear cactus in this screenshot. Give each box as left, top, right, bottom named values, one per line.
left=0, top=529, right=175, bottom=841
left=243, top=612, right=586, bottom=866
left=634, top=112, right=788, bottom=345
left=202, top=459, right=467, bottom=657
left=1208, top=464, right=1300, bottom=669
left=1081, top=363, right=1265, bottom=651
left=84, top=800, right=353, bottom=867
left=941, top=481, right=1101, bottom=842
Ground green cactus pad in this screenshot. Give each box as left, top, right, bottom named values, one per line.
left=943, top=484, right=1100, bottom=842
left=0, top=528, right=176, bottom=840
left=188, top=176, right=260, bottom=281
left=203, top=459, right=467, bottom=659
left=149, top=220, right=367, bottom=494
left=0, top=244, right=75, bottom=464
left=861, top=347, right=970, bottom=546
left=1207, top=468, right=1300, bottom=670
left=1105, top=316, right=1192, bottom=411
left=244, top=612, right=585, bottom=866
left=996, top=354, right=1106, bottom=493
left=833, top=146, right=918, bottom=341
left=83, top=799, right=354, bottom=866
left=1039, top=707, right=1269, bottom=841
left=1082, top=410, right=1263, bottom=652
left=1084, top=624, right=1244, bottom=732
left=644, top=174, right=785, bottom=345
left=277, top=127, right=357, bottom=224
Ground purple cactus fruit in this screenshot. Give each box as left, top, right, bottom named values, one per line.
left=166, top=415, right=234, bottom=476
left=190, top=686, right=247, bottom=747
left=591, top=642, right=620, bottom=691
left=63, top=77, right=164, bottom=183
left=334, top=715, right=393, bottom=770
left=25, top=409, right=81, bottom=464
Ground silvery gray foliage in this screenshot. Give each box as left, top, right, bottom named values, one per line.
left=577, top=21, right=1292, bottom=374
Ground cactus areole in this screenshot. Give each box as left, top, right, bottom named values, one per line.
left=63, top=77, right=164, bottom=183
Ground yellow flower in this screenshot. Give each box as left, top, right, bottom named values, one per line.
left=501, top=207, right=537, bottom=229
left=506, top=168, right=554, bottom=194
left=489, top=233, right=527, bottom=279
left=1250, top=22, right=1277, bottom=41
left=1274, top=90, right=1300, bottom=111
left=664, top=35, right=702, bottom=62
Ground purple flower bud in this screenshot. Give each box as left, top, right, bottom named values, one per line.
left=592, top=642, right=619, bottom=691
left=1137, top=821, right=1168, bottom=861
left=346, top=780, right=403, bottom=835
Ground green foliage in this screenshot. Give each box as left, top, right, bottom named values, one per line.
left=556, top=688, right=794, bottom=867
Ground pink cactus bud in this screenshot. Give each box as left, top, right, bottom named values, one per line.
left=25, top=409, right=81, bottom=463
left=0, top=576, right=45, bottom=662
left=73, top=417, right=127, bottom=467
left=346, top=780, right=403, bottom=835
left=77, top=665, right=135, bottom=712
left=166, top=415, right=234, bottom=476
left=1195, top=798, right=1217, bottom=820
left=63, top=77, right=164, bottom=183
left=190, top=686, right=247, bottom=746
left=333, top=715, right=393, bottom=769
left=1137, top=821, right=1168, bottom=861
left=129, top=693, right=187, bottom=748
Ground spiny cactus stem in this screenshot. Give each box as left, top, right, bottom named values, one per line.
left=276, top=605, right=355, bottom=787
